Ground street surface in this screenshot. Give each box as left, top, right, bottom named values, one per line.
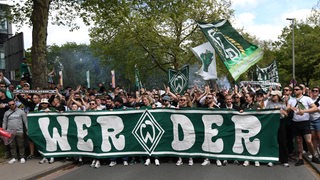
left=44, top=160, right=320, bottom=180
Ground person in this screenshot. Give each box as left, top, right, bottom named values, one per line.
left=309, top=87, right=320, bottom=157
left=240, top=92, right=262, bottom=167
left=2, top=100, right=28, bottom=164
left=287, top=85, right=320, bottom=166
left=266, top=90, right=289, bottom=167
left=20, top=57, right=32, bottom=84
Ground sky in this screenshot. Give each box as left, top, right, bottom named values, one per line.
left=9, top=0, right=318, bottom=49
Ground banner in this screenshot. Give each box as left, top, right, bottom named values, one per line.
left=134, top=64, right=143, bottom=90
left=198, top=19, right=264, bottom=80
left=191, top=42, right=217, bottom=80
left=28, top=108, right=280, bottom=162
left=168, top=65, right=189, bottom=95
left=256, top=60, right=279, bottom=82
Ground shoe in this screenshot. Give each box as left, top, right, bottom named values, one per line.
left=123, top=161, right=128, bottom=166
left=176, top=158, right=183, bottom=166
left=216, top=160, right=222, bottom=167
left=8, top=158, right=16, bottom=164
left=233, top=160, right=240, bottom=165
left=49, top=157, right=54, bottom=164
left=283, top=163, right=290, bottom=167
left=295, top=159, right=304, bottom=166
left=144, top=158, right=151, bottom=166
left=27, top=155, right=34, bottom=159
left=201, top=158, right=210, bottom=166
left=94, top=160, right=101, bottom=168
left=109, top=161, right=117, bottom=167
left=223, top=160, right=228, bottom=166
left=243, top=160, right=249, bottom=167
left=90, top=160, right=96, bottom=167
left=267, top=162, right=273, bottom=167
left=188, top=158, right=193, bottom=166
left=255, top=161, right=260, bottom=167
left=39, top=157, right=48, bottom=164
left=312, top=156, right=320, bottom=164
left=155, top=159, right=160, bottom=166
left=20, top=158, right=26, bottom=164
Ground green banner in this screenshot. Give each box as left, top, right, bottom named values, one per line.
left=28, top=108, right=279, bottom=162
left=198, top=19, right=264, bottom=80
left=168, top=65, right=189, bottom=95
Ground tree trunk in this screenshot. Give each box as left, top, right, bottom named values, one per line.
left=30, top=0, right=50, bottom=89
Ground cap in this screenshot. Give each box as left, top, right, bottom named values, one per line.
left=271, top=90, right=282, bottom=97
left=162, top=95, right=171, bottom=102
left=24, top=82, right=30, bottom=87
left=40, top=98, right=49, bottom=104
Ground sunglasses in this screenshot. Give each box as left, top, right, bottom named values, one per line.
left=233, top=96, right=240, bottom=99
left=8, top=104, right=15, bottom=106
left=206, top=97, right=213, bottom=99
left=312, top=90, right=319, bottom=92
left=90, top=103, right=96, bottom=105
left=294, top=88, right=301, bottom=91
left=179, top=99, right=186, bottom=102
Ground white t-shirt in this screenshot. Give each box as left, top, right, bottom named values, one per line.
left=288, top=96, right=314, bottom=122
left=310, top=97, right=320, bottom=121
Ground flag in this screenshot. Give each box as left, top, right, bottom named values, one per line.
left=86, top=70, right=90, bottom=88
left=111, top=70, right=115, bottom=88
left=134, top=65, right=143, bottom=90
left=168, top=65, right=189, bottom=95
left=191, top=42, right=217, bottom=80
left=198, top=19, right=263, bottom=80
left=256, top=60, right=279, bottom=82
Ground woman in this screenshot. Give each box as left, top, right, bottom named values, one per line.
left=266, top=90, right=289, bottom=167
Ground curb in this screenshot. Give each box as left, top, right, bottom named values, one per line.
left=24, top=161, right=74, bottom=180
left=302, top=154, right=320, bottom=175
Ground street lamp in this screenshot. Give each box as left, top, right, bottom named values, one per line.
left=286, top=18, right=295, bottom=83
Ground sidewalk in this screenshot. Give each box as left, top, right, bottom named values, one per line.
left=303, top=154, right=320, bottom=175
left=0, top=157, right=73, bottom=180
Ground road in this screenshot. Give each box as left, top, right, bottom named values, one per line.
left=43, top=160, right=320, bottom=180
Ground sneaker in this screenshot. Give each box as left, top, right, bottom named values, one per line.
left=39, top=157, right=48, bottom=164
left=216, top=160, right=222, bottom=167
left=155, top=159, right=160, bottom=166
left=255, top=161, right=260, bottom=167
left=144, top=158, right=151, bottom=166
left=188, top=158, right=193, bottom=166
left=283, top=163, right=290, bottom=167
left=8, top=158, right=16, bottom=164
left=295, top=159, right=304, bottom=166
left=312, top=156, right=320, bottom=164
left=90, top=160, right=96, bottom=167
left=267, top=162, right=273, bottom=167
left=109, top=161, right=117, bottom=167
left=94, top=160, right=101, bottom=168
left=49, top=157, right=54, bottom=164
left=176, top=158, right=183, bottom=166
left=20, top=158, right=26, bottom=164
left=201, top=158, right=210, bottom=166
left=233, top=160, right=240, bottom=165
left=223, top=160, right=228, bottom=166
left=123, top=161, right=128, bottom=166
left=243, top=160, right=249, bottom=167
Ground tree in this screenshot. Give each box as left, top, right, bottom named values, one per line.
left=9, top=0, right=83, bottom=88
left=81, top=0, right=233, bottom=86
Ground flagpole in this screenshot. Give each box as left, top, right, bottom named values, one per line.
left=286, top=18, right=295, bottom=83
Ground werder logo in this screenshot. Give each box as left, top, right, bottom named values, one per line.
left=132, top=110, right=165, bottom=155
left=168, top=65, right=189, bottom=94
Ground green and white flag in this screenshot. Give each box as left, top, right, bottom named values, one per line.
left=168, top=65, right=189, bottom=94
left=191, top=42, right=217, bottom=80
left=256, top=60, right=279, bottom=82
left=135, top=64, right=143, bottom=90
left=27, top=108, right=280, bottom=162
left=198, top=19, right=264, bottom=80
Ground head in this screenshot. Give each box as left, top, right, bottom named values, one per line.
left=225, top=95, right=233, bottom=106
left=245, top=92, right=255, bottom=103
left=293, top=85, right=304, bottom=97
left=0, top=82, right=6, bottom=89
left=232, top=94, right=241, bottom=103
left=8, top=100, right=16, bottom=110
left=32, top=94, right=41, bottom=104
left=40, top=98, right=50, bottom=108
left=162, top=95, right=171, bottom=106
left=89, top=100, right=97, bottom=110
left=71, top=103, right=79, bottom=111
left=283, top=86, right=292, bottom=96
left=178, top=96, right=188, bottom=107
left=205, top=93, right=215, bottom=105
left=270, top=90, right=282, bottom=102
left=311, top=87, right=319, bottom=98
left=23, top=83, right=30, bottom=90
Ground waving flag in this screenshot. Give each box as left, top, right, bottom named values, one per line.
left=135, top=64, right=143, bottom=90
left=191, top=42, right=217, bottom=80
left=198, top=19, right=263, bottom=80
left=256, top=60, right=279, bottom=82
left=168, top=65, right=189, bottom=94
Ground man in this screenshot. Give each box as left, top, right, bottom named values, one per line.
left=221, top=95, right=240, bottom=111
left=2, top=100, right=28, bottom=164
left=287, top=85, right=320, bottom=166
left=310, top=87, right=320, bottom=156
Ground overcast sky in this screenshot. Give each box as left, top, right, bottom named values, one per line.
left=10, top=0, right=318, bottom=49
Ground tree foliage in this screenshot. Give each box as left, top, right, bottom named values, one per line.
left=81, top=0, right=234, bottom=88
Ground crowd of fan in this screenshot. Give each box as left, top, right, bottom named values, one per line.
left=1, top=76, right=320, bottom=168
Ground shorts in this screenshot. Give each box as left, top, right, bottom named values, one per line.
left=310, top=117, right=320, bottom=131
left=292, top=121, right=311, bottom=137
